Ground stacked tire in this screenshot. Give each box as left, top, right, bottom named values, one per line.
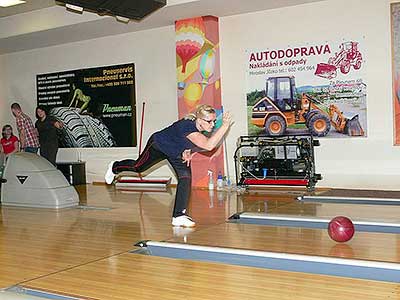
left=49, top=107, right=116, bottom=148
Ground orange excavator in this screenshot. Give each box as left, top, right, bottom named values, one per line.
left=251, top=76, right=364, bottom=136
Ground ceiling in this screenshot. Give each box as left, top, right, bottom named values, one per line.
left=0, top=0, right=325, bottom=54
left=0, top=0, right=55, bottom=17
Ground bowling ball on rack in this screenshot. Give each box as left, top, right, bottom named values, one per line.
left=328, top=216, right=355, bottom=243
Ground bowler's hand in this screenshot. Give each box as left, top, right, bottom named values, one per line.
left=222, top=112, right=233, bottom=127
left=182, top=149, right=195, bottom=167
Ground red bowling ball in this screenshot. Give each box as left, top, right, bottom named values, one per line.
left=328, top=216, right=355, bottom=243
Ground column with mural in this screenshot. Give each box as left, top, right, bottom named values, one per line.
left=175, top=16, right=224, bottom=187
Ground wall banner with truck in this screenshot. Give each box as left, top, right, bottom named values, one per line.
left=391, top=3, right=400, bottom=145
left=245, top=38, right=367, bottom=138
left=36, top=63, right=136, bottom=148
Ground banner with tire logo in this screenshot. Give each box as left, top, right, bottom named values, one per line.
left=36, top=63, right=136, bottom=147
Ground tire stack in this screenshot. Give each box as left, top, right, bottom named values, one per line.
left=49, top=107, right=116, bottom=148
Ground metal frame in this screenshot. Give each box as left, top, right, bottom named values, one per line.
left=234, top=135, right=321, bottom=191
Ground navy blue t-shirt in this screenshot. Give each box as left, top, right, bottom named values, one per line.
left=153, top=119, right=200, bottom=159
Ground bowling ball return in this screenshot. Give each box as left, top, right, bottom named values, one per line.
left=0, top=152, right=79, bottom=208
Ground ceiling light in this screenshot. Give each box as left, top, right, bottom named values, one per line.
left=65, top=3, right=83, bottom=13
left=0, top=0, right=26, bottom=7
left=116, top=15, right=130, bottom=24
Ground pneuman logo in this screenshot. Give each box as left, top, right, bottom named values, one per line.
left=16, top=175, right=28, bottom=184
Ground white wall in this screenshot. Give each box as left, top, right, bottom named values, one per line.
left=0, top=57, right=6, bottom=125
left=0, top=0, right=399, bottom=189
left=0, top=26, right=178, bottom=182
left=220, top=0, right=398, bottom=190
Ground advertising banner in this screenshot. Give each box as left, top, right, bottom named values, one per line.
left=392, top=3, right=400, bottom=145
left=36, top=63, right=136, bottom=148
left=246, top=39, right=367, bottom=138
left=175, top=16, right=225, bottom=187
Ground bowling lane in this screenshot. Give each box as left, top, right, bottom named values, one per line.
left=239, top=198, right=400, bottom=223
left=21, top=253, right=399, bottom=300
left=167, top=222, right=400, bottom=263
left=313, top=188, right=400, bottom=199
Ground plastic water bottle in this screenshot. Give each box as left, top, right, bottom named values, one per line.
left=208, top=170, right=214, bottom=190
left=217, top=172, right=224, bottom=191
left=225, top=177, right=232, bottom=191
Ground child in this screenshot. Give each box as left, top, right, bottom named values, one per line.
left=0, top=125, right=19, bottom=157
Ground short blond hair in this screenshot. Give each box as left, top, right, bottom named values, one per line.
left=184, top=104, right=216, bottom=121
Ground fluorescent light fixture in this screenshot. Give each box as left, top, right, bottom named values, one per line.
left=65, top=3, right=84, bottom=13
left=116, top=15, right=130, bottom=23
left=0, top=0, right=26, bottom=7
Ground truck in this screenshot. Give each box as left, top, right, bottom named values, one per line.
left=250, top=76, right=364, bottom=136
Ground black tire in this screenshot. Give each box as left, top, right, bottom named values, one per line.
left=49, top=107, right=116, bottom=148
left=264, top=115, right=286, bottom=136
left=353, top=59, right=362, bottom=70
left=308, top=113, right=331, bottom=137
left=340, top=62, right=351, bottom=74
left=305, top=109, right=320, bottom=127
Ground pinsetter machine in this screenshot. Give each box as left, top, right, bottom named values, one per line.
left=234, top=135, right=321, bottom=191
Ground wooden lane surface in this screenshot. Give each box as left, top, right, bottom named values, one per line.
left=241, top=199, right=400, bottom=222
left=0, top=185, right=186, bottom=287
left=239, top=194, right=400, bottom=222
left=315, top=188, right=400, bottom=198
left=21, top=252, right=399, bottom=300
left=168, top=222, right=400, bottom=263
left=2, top=184, right=400, bottom=299
left=273, top=202, right=400, bottom=222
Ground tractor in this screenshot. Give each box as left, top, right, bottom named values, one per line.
left=250, top=76, right=364, bottom=137
left=315, top=41, right=363, bottom=79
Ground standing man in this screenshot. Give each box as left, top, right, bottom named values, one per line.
left=11, top=103, right=39, bottom=153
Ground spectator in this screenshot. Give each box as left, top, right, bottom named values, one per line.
left=11, top=103, right=40, bottom=153
left=35, top=106, right=63, bottom=166
left=0, top=125, right=19, bottom=157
